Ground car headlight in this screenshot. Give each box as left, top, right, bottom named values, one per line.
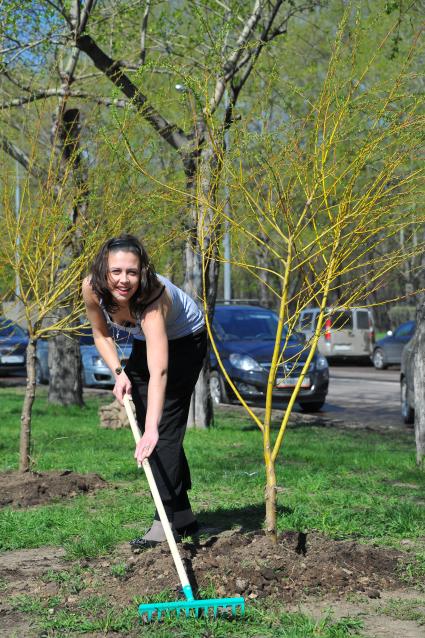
left=229, top=353, right=263, bottom=372
left=315, top=354, right=328, bottom=370
left=91, top=356, right=105, bottom=367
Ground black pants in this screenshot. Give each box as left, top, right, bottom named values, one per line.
left=125, top=329, right=207, bottom=523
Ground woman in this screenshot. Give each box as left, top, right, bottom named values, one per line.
left=82, top=234, right=206, bottom=549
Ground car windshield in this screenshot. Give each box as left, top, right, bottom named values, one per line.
left=214, top=308, right=283, bottom=341
left=0, top=319, right=27, bottom=338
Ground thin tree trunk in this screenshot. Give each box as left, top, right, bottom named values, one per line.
left=265, top=456, right=277, bottom=543
left=413, top=298, right=425, bottom=466
left=19, top=339, right=37, bottom=472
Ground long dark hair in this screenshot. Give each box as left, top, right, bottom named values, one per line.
left=90, top=234, right=160, bottom=316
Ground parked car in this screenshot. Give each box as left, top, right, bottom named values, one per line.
left=36, top=327, right=133, bottom=387
left=0, top=317, right=28, bottom=374
left=372, top=320, right=416, bottom=370
left=210, top=304, right=329, bottom=412
left=400, top=337, right=415, bottom=425
left=297, top=307, right=374, bottom=362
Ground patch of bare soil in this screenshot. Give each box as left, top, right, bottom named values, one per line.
left=0, top=471, right=107, bottom=508
left=1, top=529, right=423, bottom=637
left=111, top=530, right=407, bottom=604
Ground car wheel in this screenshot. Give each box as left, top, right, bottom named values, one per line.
left=400, top=377, right=414, bottom=426
left=372, top=348, right=387, bottom=370
left=210, top=371, right=229, bottom=405
left=298, top=399, right=325, bottom=413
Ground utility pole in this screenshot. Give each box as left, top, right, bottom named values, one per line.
left=15, top=160, right=20, bottom=298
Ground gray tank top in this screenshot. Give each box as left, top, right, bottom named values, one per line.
left=101, top=275, right=205, bottom=341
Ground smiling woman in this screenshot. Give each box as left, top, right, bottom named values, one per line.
left=82, top=234, right=206, bottom=549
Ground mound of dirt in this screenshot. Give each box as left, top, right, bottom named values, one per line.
left=106, top=529, right=406, bottom=605
left=0, top=470, right=107, bottom=508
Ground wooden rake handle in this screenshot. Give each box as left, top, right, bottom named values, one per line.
left=122, top=394, right=192, bottom=595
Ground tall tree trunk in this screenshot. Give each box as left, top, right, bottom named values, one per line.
left=413, top=297, right=425, bottom=466
left=184, top=140, right=221, bottom=428
left=48, top=310, right=83, bottom=406
left=48, top=107, right=86, bottom=405
left=19, top=339, right=37, bottom=472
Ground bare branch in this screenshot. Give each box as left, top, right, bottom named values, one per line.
left=1, top=68, right=33, bottom=93
left=208, top=0, right=271, bottom=114
left=79, top=0, right=98, bottom=35
left=76, top=33, right=189, bottom=150
left=1, top=89, right=71, bottom=109
left=140, top=0, right=151, bottom=64
left=0, top=134, right=47, bottom=180
left=44, top=0, right=72, bottom=25
left=0, top=87, right=133, bottom=110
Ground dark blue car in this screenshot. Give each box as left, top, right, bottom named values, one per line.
left=210, top=305, right=329, bottom=412
left=0, top=318, right=28, bottom=374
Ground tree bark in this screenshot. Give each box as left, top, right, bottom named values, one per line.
left=19, top=339, right=37, bottom=472
left=48, top=107, right=85, bottom=406
left=413, top=298, right=425, bottom=467
left=265, top=457, right=277, bottom=544
left=48, top=326, right=83, bottom=406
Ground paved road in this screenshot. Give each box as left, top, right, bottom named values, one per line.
left=321, top=365, right=402, bottom=429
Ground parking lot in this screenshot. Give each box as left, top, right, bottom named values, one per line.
left=322, top=365, right=402, bottom=429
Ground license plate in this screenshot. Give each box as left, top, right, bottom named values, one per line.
left=275, top=376, right=311, bottom=388
left=333, top=344, right=351, bottom=351
left=1, top=355, right=24, bottom=364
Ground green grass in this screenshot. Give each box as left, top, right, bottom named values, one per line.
left=1, top=388, right=425, bottom=636
left=9, top=592, right=367, bottom=636
left=2, top=389, right=424, bottom=557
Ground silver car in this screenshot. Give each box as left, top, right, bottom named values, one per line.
left=297, top=307, right=375, bottom=362
left=372, top=320, right=415, bottom=370
left=36, top=328, right=133, bottom=387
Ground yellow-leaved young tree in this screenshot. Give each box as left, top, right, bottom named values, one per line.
left=0, top=159, right=143, bottom=472
left=197, top=15, right=425, bottom=540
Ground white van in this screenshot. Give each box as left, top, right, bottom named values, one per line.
left=297, top=307, right=375, bottom=361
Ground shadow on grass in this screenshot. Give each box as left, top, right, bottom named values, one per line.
left=196, top=502, right=293, bottom=534
left=240, top=420, right=328, bottom=432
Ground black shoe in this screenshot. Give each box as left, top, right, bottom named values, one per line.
left=129, top=537, right=161, bottom=551
left=175, top=521, right=200, bottom=537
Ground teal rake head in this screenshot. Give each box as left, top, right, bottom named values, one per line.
left=139, top=587, right=245, bottom=621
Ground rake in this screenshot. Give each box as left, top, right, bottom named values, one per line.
left=123, top=394, right=245, bottom=621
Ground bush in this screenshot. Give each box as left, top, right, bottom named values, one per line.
left=388, top=305, right=416, bottom=327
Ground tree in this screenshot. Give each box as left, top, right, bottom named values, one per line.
left=0, top=147, right=148, bottom=470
